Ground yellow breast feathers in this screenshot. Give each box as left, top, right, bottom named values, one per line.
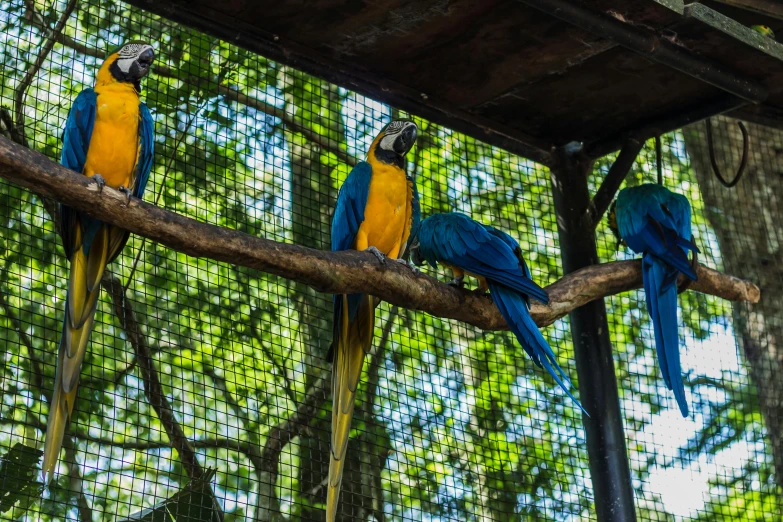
left=357, top=159, right=411, bottom=259
left=83, top=54, right=141, bottom=189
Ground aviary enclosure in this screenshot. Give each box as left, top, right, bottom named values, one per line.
left=0, top=0, right=781, bottom=520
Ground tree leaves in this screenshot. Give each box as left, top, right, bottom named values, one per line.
left=0, top=443, right=44, bottom=516
left=119, top=469, right=222, bottom=522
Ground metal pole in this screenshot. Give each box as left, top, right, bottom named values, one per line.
left=550, top=144, right=637, bottom=522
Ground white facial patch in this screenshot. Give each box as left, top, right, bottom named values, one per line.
left=379, top=133, right=399, bottom=150
left=116, top=57, right=135, bottom=73
left=115, top=43, right=153, bottom=73
left=379, top=121, right=407, bottom=150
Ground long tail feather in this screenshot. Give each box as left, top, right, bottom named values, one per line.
left=643, top=254, right=689, bottom=417
left=489, top=282, right=585, bottom=414
left=327, top=295, right=374, bottom=522
left=43, top=224, right=114, bottom=480
left=63, top=246, right=102, bottom=391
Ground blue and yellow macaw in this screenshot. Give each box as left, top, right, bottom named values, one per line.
left=610, top=184, right=699, bottom=417
left=410, top=213, right=583, bottom=410
left=327, top=120, right=418, bottom=520
left=43, top=41, right=155, bottom=479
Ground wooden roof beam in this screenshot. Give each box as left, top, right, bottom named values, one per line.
left=517, top=0, right=768, bottom=103
left=710, top=0, right=783, bottom=20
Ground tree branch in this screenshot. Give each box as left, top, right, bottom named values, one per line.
left=101, top=274, right=204, bottom=480
left=14, top=0, right=78, bottom=141
left=22, top=0, right=103, bottom=59
left=0, top=136, right=761, bottom=336
left=258, top=368, right=328, bottom=513
left=218, top=85, right=357, bottom=167
left=1, top=416, right=263, bottom=464
left=247, top=324, right=298, bottom=406
left=202, top=364, right=268, bottom=521
left=584, top=138, right=643, bottom=229
left=0, top=283, right=45, bottom=393
left=63, top=436, right=93, bottom=521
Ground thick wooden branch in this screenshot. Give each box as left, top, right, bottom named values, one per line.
left=0, top=136, right=760, bottom=335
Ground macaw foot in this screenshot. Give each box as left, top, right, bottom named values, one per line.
left=446, top=276, right=464, bottom=289
left=90, top=174, right=107, bottom=193
left=391, top=257, right=419, bottom=272
left=365, top=246, right=387, bottom=265
left=678, top=248, right=699, bottom=294
left=118, top=185, right=132, bottom=206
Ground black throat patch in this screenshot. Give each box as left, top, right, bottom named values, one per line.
left=373, top=142, right=405, bottom=170
left=109, top=60, right=142, bottom=93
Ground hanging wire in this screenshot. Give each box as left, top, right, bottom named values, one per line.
left=655, top=135, right=663, bottom=185
left=705, top=117, right=749, bottom=188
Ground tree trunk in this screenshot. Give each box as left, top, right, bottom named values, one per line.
left=683, top=117, right=783, bottom=487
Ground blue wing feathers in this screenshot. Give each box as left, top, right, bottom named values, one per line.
left=644, top=256, right=689, bottom=416
left=133, top=102, right=155, bottom=199
left=331, top=162, right=373, bottom=339
left=418, top=213, right=580, bottom=409
left=490, top=282, right=584, bottom=412
left=331, top=162, right=372, bottom=252
left=419, top=213, right=549, bottom=303
left=60, top=89, right=97, bottom=174
left=59, top=89, right=97, bottom=257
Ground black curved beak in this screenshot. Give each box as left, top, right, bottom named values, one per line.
left=136, top=48, right=155, bottom=76
left=393, top=124, right=417, bottom=155
left=409, top=239, right=425, bottom=267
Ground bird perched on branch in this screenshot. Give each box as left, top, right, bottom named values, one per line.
left=327, top=120, right=418, bottom=521
left=751, top=24, right=776, bottom=40
left=609, top=184, right=699, bottom=417
left=44, top=41, right=155, bottom=480
left=410, top=213, right=583, bottom=411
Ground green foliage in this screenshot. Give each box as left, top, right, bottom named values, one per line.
left=119, top=469, right=221, bottom=522
left=0, top=443, right=44, bottom=516
left=0, top=0, right=775, bottom=520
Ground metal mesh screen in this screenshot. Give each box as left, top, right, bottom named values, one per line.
left=0, top=0, right=780, bottom=520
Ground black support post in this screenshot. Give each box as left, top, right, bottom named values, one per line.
left=550, top=145, right=637, bottom=522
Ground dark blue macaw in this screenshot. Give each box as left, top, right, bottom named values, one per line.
left=611, top=184, right=699, bottom=417
left=411, top=212, right=583, bottom=410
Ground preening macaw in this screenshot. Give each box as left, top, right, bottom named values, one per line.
left=43, top=41, right=155, bottom=479
left=610, top=184, right=699, bottom=417
left=327, top=120, right=418, bottom=520
left=410, top=213, right=583, bottom=411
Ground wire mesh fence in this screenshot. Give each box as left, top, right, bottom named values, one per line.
left=0, top=0, right=780, bottom=520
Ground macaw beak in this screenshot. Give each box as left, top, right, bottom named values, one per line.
left=409, top=240, right=425, bottom=267
left=393, top=123, right=417, bottom=155
left=134, top=48, right=155, bottom=79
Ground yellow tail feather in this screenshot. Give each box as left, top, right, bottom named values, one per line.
left=43, top=222, right=117, bottom=480
left=42, top=340, right=80, bottom=481
left=327, top=295, right=374, bottom=522
left=85, top=226, right=109, bottom=293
